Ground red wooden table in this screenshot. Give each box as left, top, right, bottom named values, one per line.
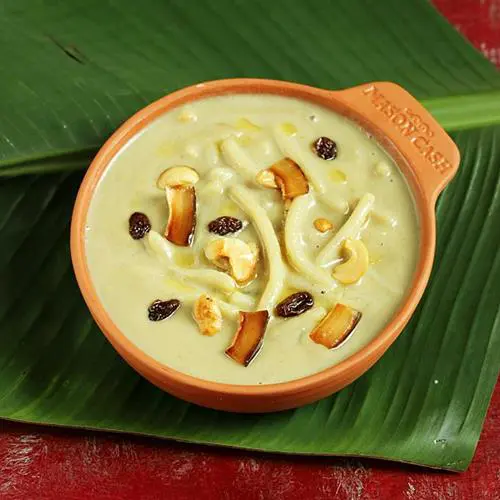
left=1, top=2, right=499, bottom=499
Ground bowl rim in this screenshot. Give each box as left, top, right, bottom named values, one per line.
left=70, top=78, right=458, bottom=399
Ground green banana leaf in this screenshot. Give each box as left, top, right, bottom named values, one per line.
left=1, top=0, right=500, bottom=174
left=0, top=0, right=499, bottom=471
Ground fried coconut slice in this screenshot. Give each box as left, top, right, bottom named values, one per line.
left=256, top=158, right=309, bottom=200
left=164, top=185, right=196, bottom=246
left=309, top=303, right=361, bottom=349
left=225, top=310, right=270, bottom=366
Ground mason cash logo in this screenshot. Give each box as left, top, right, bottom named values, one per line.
left=362, top=85, right=452, bottom=175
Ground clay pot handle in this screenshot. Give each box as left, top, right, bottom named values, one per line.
left=336, top=82, right=460, bottom=203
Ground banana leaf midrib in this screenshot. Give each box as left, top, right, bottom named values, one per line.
left=2, top=89, right=499, bottom=178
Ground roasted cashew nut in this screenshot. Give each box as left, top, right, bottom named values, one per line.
left=255, top=169, right=278, bottom=188
left=157, top=165, right=200, bottom=189
left=193, top=294, right=223, bottom=336
left=205, top=237, right=258, bottom=284
left=332, top=239, right=369, bottom=284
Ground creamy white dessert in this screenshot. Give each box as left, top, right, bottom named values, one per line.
left=85, top=94, right=419, bottom=385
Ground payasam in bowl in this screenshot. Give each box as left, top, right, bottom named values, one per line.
left=71, top=79, right=459, bottom=412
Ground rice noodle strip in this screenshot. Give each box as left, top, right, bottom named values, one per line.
left=273, top=126, right=325, bottom=193
left=220, top=137, right=260, bottom=179
left=284, top=193, right=337, bottom=289
left=320, top=194, right=350, bottom=215
left=216, top=301, right=240, bottom=319
left=183, top=124, right=240, bottom=152
left=147, top=231, right=236, bottom=293
left=230, top=291, right=256, bottom=310
left=316, top=193, right=375, bottom=267
left=229, top=185, right=285, bottom=311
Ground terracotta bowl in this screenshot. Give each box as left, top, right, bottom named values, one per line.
left=71, top=79, right=460, bottom=413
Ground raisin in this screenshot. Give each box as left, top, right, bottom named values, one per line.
left=312, top=137, right=337, bottom=160
left=129, top=212, right=151, bottom=240
left=208, top=216, right=243, bottom=236
left=148, top=299, right=181, bottom=321
left=275, top=292, right=314, bottom=318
